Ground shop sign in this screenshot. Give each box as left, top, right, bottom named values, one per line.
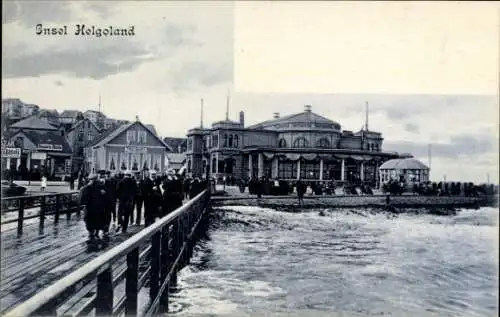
left=124, top=146, right=148, bottom=154
left=1, top=147, right=21, bottom=158
left=38, top=143, right=63, bottom=151
left=31, top=152, right=47, bottom=160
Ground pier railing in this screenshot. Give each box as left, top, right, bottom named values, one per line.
left=1, top=192, right=82, bottom=236
left=4, top=189, right=210, bottom=317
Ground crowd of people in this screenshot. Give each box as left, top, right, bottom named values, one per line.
left=79, top=169, right=207, bottom=243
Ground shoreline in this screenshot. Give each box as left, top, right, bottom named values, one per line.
left=211, top=194, right=497, bottom=212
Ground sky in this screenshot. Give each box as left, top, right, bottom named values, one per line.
left=2, top=1, right=499, bottom=183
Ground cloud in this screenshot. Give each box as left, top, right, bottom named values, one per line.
left=54, top=80, right=63, bottom=86
left=383, top=133, right=498, bottom=160
left=403, top=123, right=419, bottom=133
left=2, top=1, right=73, bottom=25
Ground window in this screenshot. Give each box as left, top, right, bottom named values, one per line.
left=138, top=131, right=147, bottom=144
left=126, top=130, right=136, bottom=144
left=187, top=139, right=193, bottom=151
left=293, top=137, right=309, bottom=148
left=229, top=134, right=233, bottom=147
left=317, top=138, right=330, bottom=148
left=278, top=138, right=287, bottom=148
left=14, top=137, right=23, bottom=148
left=375, top=144, right=379, bottom=151
left=300, top=161, right=320, bottom=179
left=278, top=160, right=297, bottom=179
left=212, top=158, right=217, bottom=173
left=234, top=135, right=239, bottom=148
left=188, top=160, right=192, bottom=172
left=212, top=134, right=218, bottom=147
left=78, top=130, right=84, bottom=142
left=87, top=131, right=92, bottom=141
left=223, top=134, right=228, bottom=147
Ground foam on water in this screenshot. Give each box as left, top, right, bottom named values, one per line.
left=170, top=206, right=499, bottom=317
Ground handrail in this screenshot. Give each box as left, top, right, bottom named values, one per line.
left=1, top=191, right=81, bottom=201
left=5, top=189, right=209, bottom=317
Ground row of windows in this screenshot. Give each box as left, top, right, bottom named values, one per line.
left=278, top=137, right=331, bottom=148
left=126, top=130, right=147, bottom=144
left=78, top=130, right=94, bottom=142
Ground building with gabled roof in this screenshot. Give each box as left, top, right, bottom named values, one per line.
left=186, top=104, right=406, bottom=187
left=8, top=115, right=59, bottom=132
left=66, top=118, right=102, bottom=175
left=83, top=119, right=171, bottom=175
left=163, top=137, right=187, bottom=153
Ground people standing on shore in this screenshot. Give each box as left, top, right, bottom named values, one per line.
left=296, top=179, right=306, bottom=206
left=116, top=171, right=137, bottom=233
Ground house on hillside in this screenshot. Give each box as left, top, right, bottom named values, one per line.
left=38, top=109, right=60, bottom=127
left=83, top=119, right=171, bottom=175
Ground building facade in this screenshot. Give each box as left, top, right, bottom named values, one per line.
left=379, top=158, right=430, bottom=187
left=84, top=120, right=171, bottom=175
left=186, top=105, right=404, bottom=186
left=66, top=118, right=102, bottom=175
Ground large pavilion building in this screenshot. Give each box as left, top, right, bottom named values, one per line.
left=186, top=104, right=408, bottom=186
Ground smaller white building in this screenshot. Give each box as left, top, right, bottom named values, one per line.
left=379, top=158, right=430, bottom=187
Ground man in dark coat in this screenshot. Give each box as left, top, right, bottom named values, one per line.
left=162, top=171, right=184, bottom=216
left=296, top=179, right=306, bottom=206
left=116, top=171, right=137, bottom=233
left=189, top=178, right=200, bottom=199
left=104, top=171, right=118, bottom=225
left=141, top=170, right=156, bottom=226
left=135, top=172, right=148, bottom=225
left=80, top=172, right=110, bottom=241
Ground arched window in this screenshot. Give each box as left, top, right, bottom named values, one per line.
left=278, top=138, right=287, bottom=148
left=229, top=134, right=233, bottom=147
left=223, top=134, right=228, bottom=147
left=316, top=138, right=330, bottom=148
left=234, top=135, right=239, bottom=147
left=293, top=137, right=309, bottom=148
left=212, top=158, right=217, bottom=173
left=375, top=144, right=379, bottom=152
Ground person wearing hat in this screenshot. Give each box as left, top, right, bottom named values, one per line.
left=80, top=171, right=111, bottom=242
left=104, top=170, right=118, bottom=227
left=116, top=170, right=137, bottom=233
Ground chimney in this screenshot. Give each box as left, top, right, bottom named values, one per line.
left=273, top=112, right=280, bottom=119
left=239, top=111, right=245, bottom=126
left=304, top=105, right=312, bottom=112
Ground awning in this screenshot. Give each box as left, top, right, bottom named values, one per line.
left=301, top=153, right=318, bottom=161
left=350, top=155, right=365, bottom=161
left=334, top=154, right=349, bottom=159
left=285, top=153, right=301, bottom=161
left=262, top=152, right=275, bottom=159
left=318, top=154, right=335, bottom=161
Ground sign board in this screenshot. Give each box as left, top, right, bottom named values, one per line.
left=38, top=143, right=63, bottom=151
left=124, top=146, right=148, bottom=154
left=1, top=147, right=21, bottom=158
left=31, top=152, right=47, bottom=160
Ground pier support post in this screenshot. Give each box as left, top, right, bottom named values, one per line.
left=360, top=162, right=364, bottom=181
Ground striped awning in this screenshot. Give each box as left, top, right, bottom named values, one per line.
left=262, top=152, right=275, bottom=159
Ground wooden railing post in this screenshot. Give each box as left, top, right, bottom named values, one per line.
left=96, top=267, right=113, bottom=316
left=159, top=227, right=170, bottom=313
left=17, top=198, right=25, bottom=236
left=150, top=231, right=161, bottom=300
left=125, top=248, right=139, bottom=316
left=54, top=195, right=61, bottom=224
left=39, top=196, right=46, bottom=231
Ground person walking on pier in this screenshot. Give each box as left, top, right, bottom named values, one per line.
left=40, top=174, right=47, bottom=192
left=135, top=172, right=148, bottom=225
left=142, top=170, right=156, bottom=226
left=104, top=171, right=118, bottom=226
left=80, top=172, right=110, bottom=242
left=116, top=171, right=137, bottom=233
